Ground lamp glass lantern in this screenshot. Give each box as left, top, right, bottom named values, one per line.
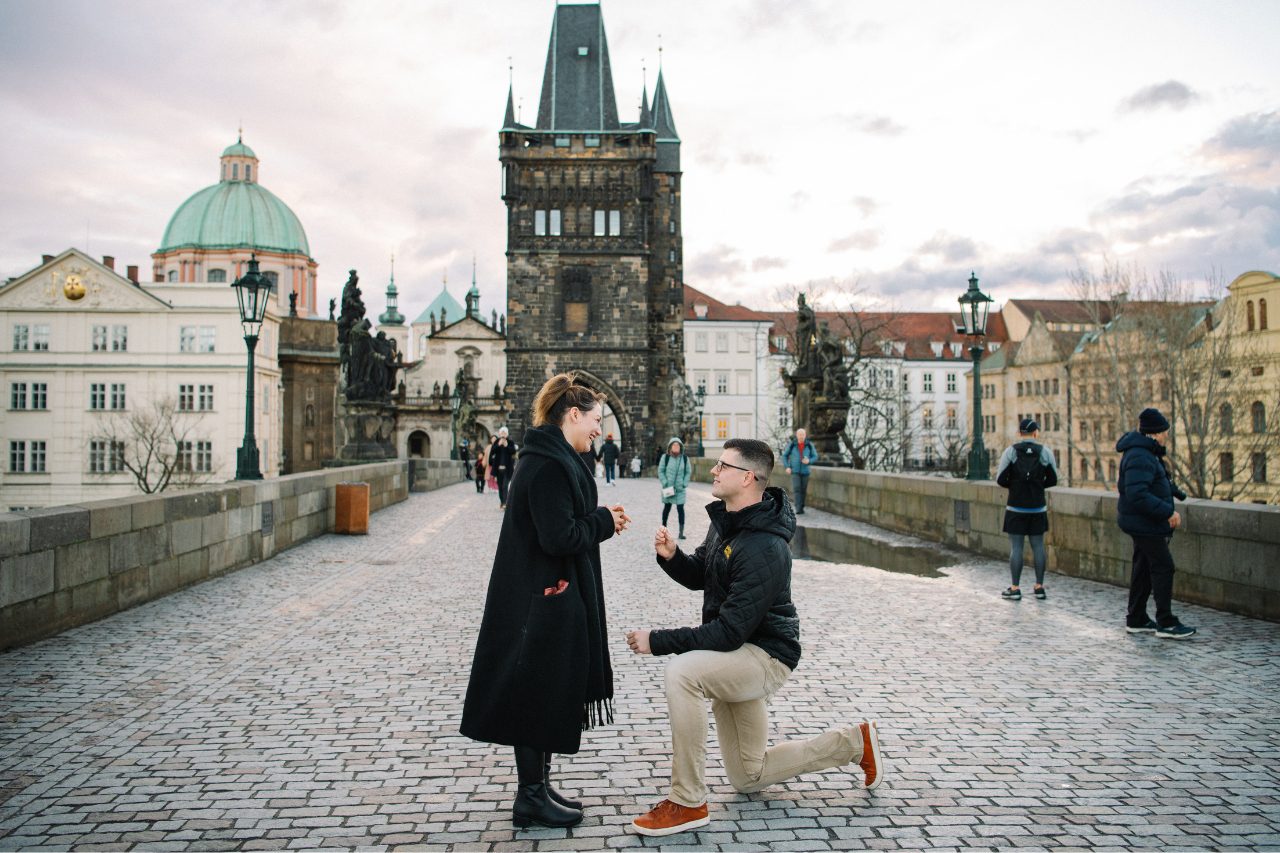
left=449, top=386, right=463, bottom=461
left=957, top=271, right=993, bottom=481
left=958, top=271, right=992, bottom=338
left=693, top=386, right=706, bottom=457
left=231, top=255, right=275, bottom=479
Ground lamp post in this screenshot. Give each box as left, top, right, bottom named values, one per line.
left=694, top=387, right=706, bottom=457
left=449, top=386, right=462, bottom=461
left=958, top=271, right=994, bottom=480
left=231, top=256, right=273, bottom=480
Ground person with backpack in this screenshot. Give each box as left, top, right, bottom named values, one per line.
left=995, top=418, right=1058, bottom=601
left=781, top=428, right=819, bottom=514
left=659, top=437, right=693, bottom=539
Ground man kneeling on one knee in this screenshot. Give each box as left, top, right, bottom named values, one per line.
left=625, top=438, right=884, bottom=837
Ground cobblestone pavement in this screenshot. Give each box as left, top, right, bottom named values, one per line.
left=2, top=477, right=1279, bottom=852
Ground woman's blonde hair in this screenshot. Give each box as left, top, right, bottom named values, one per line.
left=531, top=372, right=605, bottom=427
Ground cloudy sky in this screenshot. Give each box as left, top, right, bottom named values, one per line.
left=2, top=0, right=1277, bottom=320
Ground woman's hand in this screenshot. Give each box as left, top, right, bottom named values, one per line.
left=654, top=526, right=676, bottom=559
left=609, top=504, right=631, bottom=533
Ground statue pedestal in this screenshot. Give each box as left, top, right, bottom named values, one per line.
left=335, top=401, right=397, bottom=462
left=784, top=373, right=850, bottom=462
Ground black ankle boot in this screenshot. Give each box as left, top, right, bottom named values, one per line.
left=544, top=753, right=582, bottom=810
left=512, top=746, right=582, bottom=829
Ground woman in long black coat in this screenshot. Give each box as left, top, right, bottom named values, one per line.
left=461, top=373, right=630, bottom=829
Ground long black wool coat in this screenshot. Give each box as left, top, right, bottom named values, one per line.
left=460, top=424, right=616, bottom=754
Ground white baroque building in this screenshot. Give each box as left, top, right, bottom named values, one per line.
left=1, top=249, right=283, bottom=509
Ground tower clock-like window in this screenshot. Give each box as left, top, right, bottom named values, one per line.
left=562, top=267, right=591, bottom=334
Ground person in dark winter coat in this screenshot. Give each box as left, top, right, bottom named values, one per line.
left=461, top=374, right=632, bottom=829
left=995, top=418, right=1058, bottom=600
left=600, top=434, right=621, bottom=485
left=488, top=428, right=517, bottom=508
left=1116, top=407, right=1195, bottom=639
left=625, top=438, right=884, bottom=837
left=474, top=449, right=487, bottom=493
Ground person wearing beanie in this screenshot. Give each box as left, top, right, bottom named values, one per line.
left=995, top=418, right=1058, bottom=601
left=1115, top=407, right=1195, bottom=639
left=659, top=437, right=693, bottom=539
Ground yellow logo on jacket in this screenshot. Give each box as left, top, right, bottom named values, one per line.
left=723, top=544, right=732, bottom=560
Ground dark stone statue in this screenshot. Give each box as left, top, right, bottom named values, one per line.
left=795, top=293, right=818, bottom=377
left=288, top=290, right=298, bottom=317
left=329, top=298, right=336, bottom=321
left=337, top=270, right=401, bottom=403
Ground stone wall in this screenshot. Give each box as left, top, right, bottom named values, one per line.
left=409, top=458, right=466, bottom=493
left=690, top=460, right=1280, bottom=621
left=0, top=460, right=443, bottom=651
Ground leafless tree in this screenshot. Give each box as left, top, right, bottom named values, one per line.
left=1069, top=261, right=1278, bottom=500
left=92, top=396, right=217, bottom=494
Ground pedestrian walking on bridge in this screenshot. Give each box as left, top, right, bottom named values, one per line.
left=782, top=427, right=818, bottom=514
left=461, top=373, right=632, bottom=830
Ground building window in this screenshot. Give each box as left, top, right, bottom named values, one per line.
left=715, top=373, right=728, bottom=394
left=549, top=209, right=562, bottom=236
left=92, top=325, right=108, bottom=351
left=1108, top=459, right=1117, bottom=481
left=715, top=332, right=728, bottom=353
left=180, top=326, right=196, bottom=352
left=208, top=269, right=227, bottom=283
left=694, top=332, right=707, bottom=352
left=924, top=374, right=934, bottom=393
left=946, top=373, right=956, bottom=393
left=168, top=270, right=178, bottom=282
left=668, top=249, right=677, bottom=262
left=199, top=326, right=216, bottom=353
left=110, top=383, right=126, bottom=410
left=609, top=210, right=620, bottom=236
left=562, top=267, right=591, bottom=334
left=716, top=418, right=729, bottom=440
left=1253, top=401, right=1267, bottom=433
left=9, top=441, right=26, bottom=473
left=695, top=373, right=707, bottom=395
left=535, top=210, right=547, bottom=236
left=176, top=441, right=193, bottom=473
left=110, top=441, right=125, bottom=472
left=33, top=325, right=49, bottom=351
left=924, top=445, right=935, bottom=466
left=90, top=439, right=125, bottom=473
left=12, top=324, right=29, bottom=350
left=1252, top=452, right=1267, bottom=483
left=112, top=325, right=128, bottom=352
left=778, top=406, right=789, bottom=429
left=262, top=383, right=270, bottom=414
left=1247, top=300, right=1256, bottom=331
left=1016, top=380, right=1023, bottom=397
left=1190, top=404, right=1203, bottom=433
left=1261, top=298, right=1269, bottom=330
left=669, top=220, right=676, bottom=234
left=197, top=441, right=213, bottom=473
left=10, top=383, right=27, bottom=410
left=946, top=406, right=957, bottom=431
left=90, top=383, right=106, bottom=410
left=199, top=385, right=214, bottom=411
left=923, top=407, right=933, bottom=430
left=1080, top=420, right=1088, bottom=439
left=737, top=332, right=752, bottom=353
left=245, top=165, right=252, bottom=181
left=304, top=441, right=315, bottom=461
left=1220, top=452, right=1235, bottom=482
left=1052, top=378, right=1060, bottom=395
left=31, top=383, right=46, bottom=409
left=584, top=135, right=600, bottom=147
left=592, top=210, right=604, bottom=236
left=179, top=384, right=194, bottom=411
left=1221, top=404, right=1234, bottom=435
left=1053, top=413, right=1061, bottom=432
left=29, top=441, right=46, bottom=472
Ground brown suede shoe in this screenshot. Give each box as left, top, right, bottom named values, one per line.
left=631, top=799, right=710, bottom=837
left=858, top=719, right=884, bottom=791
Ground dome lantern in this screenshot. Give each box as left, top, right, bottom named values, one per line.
left=220, top=133, right=260, bottom=184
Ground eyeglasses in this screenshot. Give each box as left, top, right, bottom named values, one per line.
left=712, top=459, right=756, bottom=478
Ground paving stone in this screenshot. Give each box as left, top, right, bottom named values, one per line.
left=1, top=480, right=1278, bottom=851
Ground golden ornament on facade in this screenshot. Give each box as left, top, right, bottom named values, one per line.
left=63, top=272, right=86, bottom=301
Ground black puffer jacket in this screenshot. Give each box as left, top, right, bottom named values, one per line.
left=650, top=486, right=801, bottom=669
left=1116, top=431, right=1187, bottom=538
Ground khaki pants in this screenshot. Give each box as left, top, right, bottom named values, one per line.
left=665, top=644, right=862, bottom=807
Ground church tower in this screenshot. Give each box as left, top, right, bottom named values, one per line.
left=500, top=1, right=686, bottom=458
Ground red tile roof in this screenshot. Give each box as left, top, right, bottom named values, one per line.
left=683, top=284, right=775, bottom=322
left=764, top=309, right=1009, bottom=361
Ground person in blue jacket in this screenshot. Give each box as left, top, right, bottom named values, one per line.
left=1116, top=407, right=1195, bottom=639
left=781, top=428, right=819, bottom=514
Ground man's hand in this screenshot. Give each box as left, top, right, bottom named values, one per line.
left=609, top=505, right=631, bottom=534
left=625, top=629, right=652, bottom=655
left=1169, top=510, right=1182, bottom=530
left=654, top=526, right=677, bottom=559
left=785, top=467, right=792, bottom=475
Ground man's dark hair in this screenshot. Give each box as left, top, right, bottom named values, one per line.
left=724, top=438, right=775, bottom=483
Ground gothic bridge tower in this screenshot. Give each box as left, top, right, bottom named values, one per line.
left=500, top=1, right=685, bottom=458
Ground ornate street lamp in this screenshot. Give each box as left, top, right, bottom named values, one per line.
left=231, top=256, right=273, bottom=480
left=449, top=385, right=462, bottom=461
left=694, top=386, right=706, bottom=458
left=958, top=271, right=994, bottom=480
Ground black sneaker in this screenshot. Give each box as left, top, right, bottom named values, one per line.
left=1001, top=587, right=1022, bottom=601
left=1125, top=620, right=1159, bottom=634
left=1033, top=587, right=1047, bottom=600
left=1156, top=623, right=1197, bottom=639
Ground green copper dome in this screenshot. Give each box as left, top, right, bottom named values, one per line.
left=158, top=181, right=311, bottom=256
left=221, top=139, right=257, bottom=158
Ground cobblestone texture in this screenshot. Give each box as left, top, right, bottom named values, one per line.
left=2, top=478, right=1278, bottom=851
